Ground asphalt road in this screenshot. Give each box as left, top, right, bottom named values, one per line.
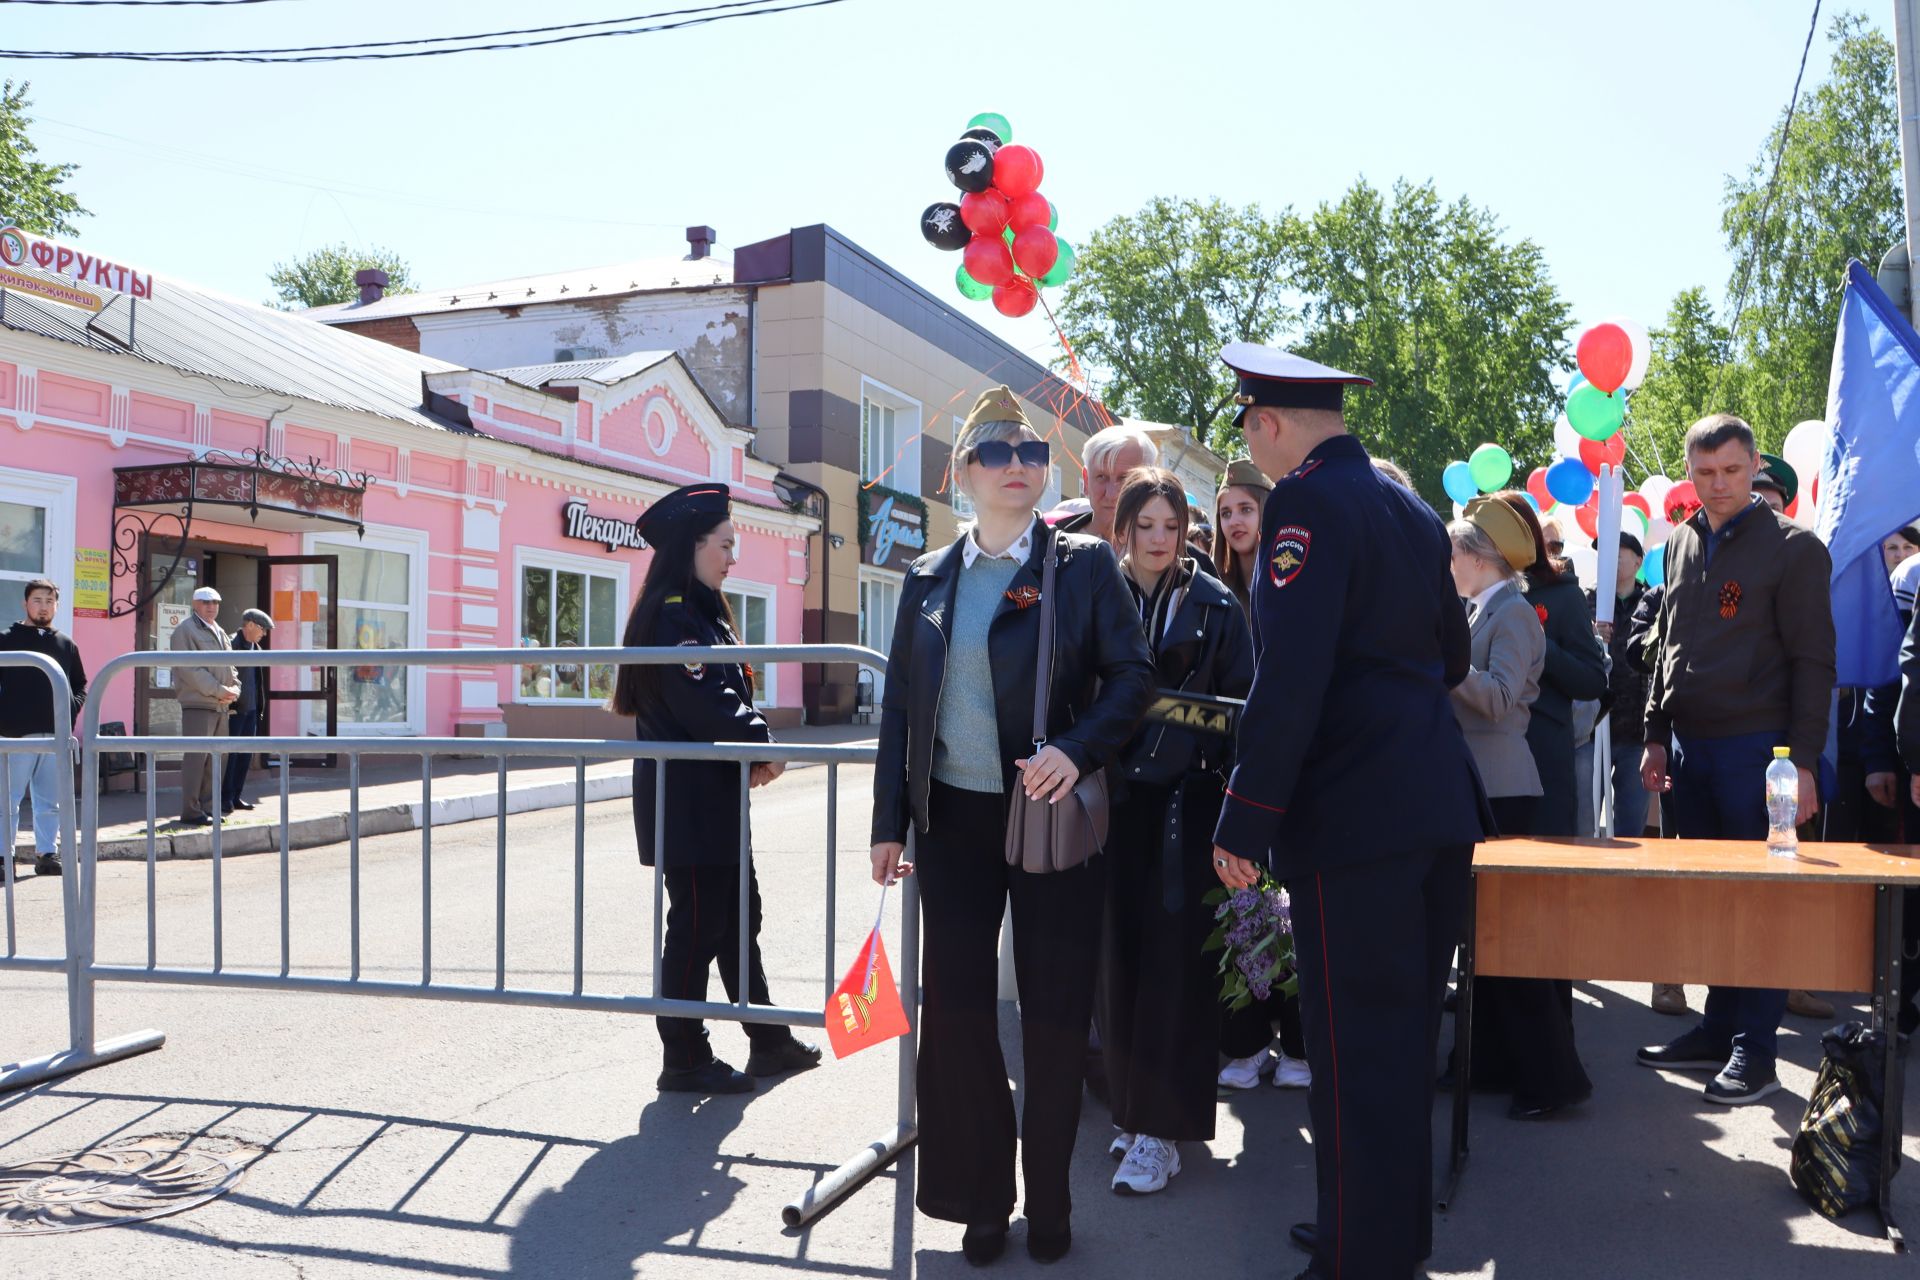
left=1, top=762, right=1916, bottom=1278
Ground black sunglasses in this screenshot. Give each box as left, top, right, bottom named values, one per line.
left=1546, top=540, right=1565, bottom=554
left=968, top=438, right=1050, bottom=470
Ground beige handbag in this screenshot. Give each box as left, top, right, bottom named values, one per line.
left=1004, top=537, right=1109, bottom=873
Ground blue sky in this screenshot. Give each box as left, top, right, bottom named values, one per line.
left=0, top=0, right=1880, bottom=378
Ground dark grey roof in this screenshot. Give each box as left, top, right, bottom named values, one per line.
left=0, top=261, right=468, bottom=432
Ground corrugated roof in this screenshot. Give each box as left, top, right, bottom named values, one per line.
left=308, top=255, right=737, bottom=325
left=489, top=350, right=675, bottom=389
left=0, top=261, right=468, bottom=432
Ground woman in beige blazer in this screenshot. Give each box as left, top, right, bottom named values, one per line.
left=1446, top=497, right=1592, bottom=1120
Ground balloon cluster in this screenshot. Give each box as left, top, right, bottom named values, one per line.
left=918, top=112, right=1076, bottom=318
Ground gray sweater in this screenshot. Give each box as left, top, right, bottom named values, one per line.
left=933, top=555, right=1022, bottom=791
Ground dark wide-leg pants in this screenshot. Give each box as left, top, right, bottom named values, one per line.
left=914, top=780, right=1105, bottom=1228
left=656, top=862, right=788, bottom=1070
left=1290, top=844, right=1471, bottom=1280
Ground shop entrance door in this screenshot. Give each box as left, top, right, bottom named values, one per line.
left=258, top=555, right=339, bottom=766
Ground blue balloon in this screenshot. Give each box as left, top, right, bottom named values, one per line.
left=1570, top=372, right=1588, bottom=395
left=1545, top=456, right=1594, bottom=507
left=1523, top=492, right=1540, bottom=511
left=1442, top=460, right=1477, bottom=505
left=1641, top=543, right=1666, bottom=588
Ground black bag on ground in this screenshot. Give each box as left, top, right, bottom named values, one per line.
left=1790, top=1021, right=1900, bottom=1218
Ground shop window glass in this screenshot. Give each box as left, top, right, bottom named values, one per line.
left=520, top=564, right=620, bottom=701
left=323, top=543, right=414, bottom=726
left=0, top=500, right=47, bottom=577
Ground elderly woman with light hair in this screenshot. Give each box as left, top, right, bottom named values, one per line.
left=1081, top=423, right=1161, bottom=545
left=870, top=386, right=1154, bottom=1265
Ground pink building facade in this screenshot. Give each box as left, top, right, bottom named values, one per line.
left=0, top=268, right=816, bottom=743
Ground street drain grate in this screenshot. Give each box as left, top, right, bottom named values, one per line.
left=0, top=1134, right=263, bottom=1235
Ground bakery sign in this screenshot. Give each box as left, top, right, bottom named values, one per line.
left=562, top=500, right=645, bottom=553
left=0, top=225, right=156, bottom=314
left=861, top=490, right=927, bottom=571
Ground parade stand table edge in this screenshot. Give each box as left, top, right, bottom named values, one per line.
left=1446, top=836, right=1917, bottom=1248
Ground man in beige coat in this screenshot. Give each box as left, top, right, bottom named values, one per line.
left=170, top=587, right=238, bottom=825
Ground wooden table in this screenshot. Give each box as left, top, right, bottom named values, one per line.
left=1448, top=837, right=1920, bottom=1248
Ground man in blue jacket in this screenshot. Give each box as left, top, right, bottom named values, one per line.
left=1210, top=343, right=1490, bottom=1280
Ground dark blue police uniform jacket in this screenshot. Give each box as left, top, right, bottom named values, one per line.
left=1212, top=434, right=1491, bottom=875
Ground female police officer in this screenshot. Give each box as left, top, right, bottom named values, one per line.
left=611, top=482, right=819, bottom=1096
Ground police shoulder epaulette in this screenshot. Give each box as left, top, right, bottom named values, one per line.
left=665, top=595, right=683, bottom=604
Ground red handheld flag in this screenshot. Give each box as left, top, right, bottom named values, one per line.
left=826, top=891, right=910, bottom=1060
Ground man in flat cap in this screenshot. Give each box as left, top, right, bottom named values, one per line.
left=169, top=586, right=238, bottom=826
left=221, top=608, right=274, bottom=817
left=1207, top=343, right=1490, bottom=1279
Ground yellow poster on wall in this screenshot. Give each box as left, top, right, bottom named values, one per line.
left=72, top=547, right=109, bottom=618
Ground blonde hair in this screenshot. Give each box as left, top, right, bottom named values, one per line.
left=952, top=418, right=1042, bottom=502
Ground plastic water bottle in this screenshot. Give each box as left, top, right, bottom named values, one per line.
left=1765, top=747, right=1799, bottom=856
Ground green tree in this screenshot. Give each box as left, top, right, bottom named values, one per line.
left=1054, top=197, right=1297, bottom=437
left=0, top=81, right=86, bottom=236
left=1720, top=11, right=1899, bottom=443
left=1621, top=287, right=1733, bottom=483
left=268, top=243, right=415, bottom=310
left=1289, top=178, right=1571, bottom=509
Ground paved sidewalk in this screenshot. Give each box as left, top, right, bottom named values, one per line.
left=8, top=724, right=876, bottom=864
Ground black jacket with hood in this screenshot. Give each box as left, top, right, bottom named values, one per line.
left=0, top=621, right=87, bottom=736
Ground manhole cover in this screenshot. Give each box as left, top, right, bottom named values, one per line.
left=0, top=1134, right=262, bottom=1235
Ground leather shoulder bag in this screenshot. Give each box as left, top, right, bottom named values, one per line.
left=1005, top=536, right=1110, bottom=873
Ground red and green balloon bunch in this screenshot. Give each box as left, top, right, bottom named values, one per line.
left=918, top=112, right=1077, bottom=318
left=1530, top=317, right=1651, bottom=538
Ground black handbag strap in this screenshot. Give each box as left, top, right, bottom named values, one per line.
left=1031, top=533, right=1058, bottom=748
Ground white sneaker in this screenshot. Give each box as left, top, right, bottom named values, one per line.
left=1108, top=1130, right=1136, bottom=1160
left=1217, top=1050, right=1274, bottom=1090
left=1272, top=1052, right=1311, bottom=1089
left=1112, top=1135, right=1180, bottom=1194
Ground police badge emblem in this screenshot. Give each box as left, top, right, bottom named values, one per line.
left=1269, top=525, right=1311, bottom=589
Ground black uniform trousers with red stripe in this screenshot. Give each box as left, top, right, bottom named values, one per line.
left=1288, top=842, right=1471, bottom=1280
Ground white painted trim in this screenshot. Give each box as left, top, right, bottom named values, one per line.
left=0, top=466, right=79, bottom=626
left=721, top=575, right=778, bottom=708
left=860, top=376, right=923, bottom=497
left=304, top=523, right=431, bottom=735
left=509, top=544, right=629, bottom=708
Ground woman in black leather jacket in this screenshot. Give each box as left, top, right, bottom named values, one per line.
left=1100, top=468, right=1253, bottom=1198
left=869, top=387, right=1154, bottom=1266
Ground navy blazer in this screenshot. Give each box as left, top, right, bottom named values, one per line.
left=1212, top=434, right=1491, bottom=875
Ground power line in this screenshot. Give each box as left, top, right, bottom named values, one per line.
left=0, top=0, right=849, bottom=61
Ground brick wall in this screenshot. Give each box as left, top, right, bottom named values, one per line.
left=332, top=316, right=422, bottom=353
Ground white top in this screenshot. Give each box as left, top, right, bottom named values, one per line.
left=961, top=516, right=1037, bottom=568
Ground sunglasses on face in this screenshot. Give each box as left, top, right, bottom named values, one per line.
left=968, top=438, right=1050, bottom=470
left=1546, top=540, right=1565, bottom=554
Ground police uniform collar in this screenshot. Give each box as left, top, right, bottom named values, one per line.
left=1291, top=433, right=1366, bottom=474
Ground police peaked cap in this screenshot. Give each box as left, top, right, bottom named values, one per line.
left=1221, top=342, right=1372, bottom=427
left=636, top=483, right=731, bottom=543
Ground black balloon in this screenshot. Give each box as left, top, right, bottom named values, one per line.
left=944, top=139, right=996, bottom=194
left=920, top=201, right=970, bottom=251
left=960, top=126, right=1003, bottom=149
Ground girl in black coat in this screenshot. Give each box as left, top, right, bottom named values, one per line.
left=611, top=482, right=818, bottom=1097
left=1101, top=469, right=1254, bottom=1196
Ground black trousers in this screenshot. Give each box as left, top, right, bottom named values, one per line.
left=1290, top=844, right=1471, bottom=1280
left=1102, top=780, right=1221, bottom=1141
left=221, top=707, right=262, bottom=809
left=1220, top=989, right=1307, bottom=1060
left=657, top=862, right=788, bottom=1070
left=915, top=780, right=1105, bottom=1228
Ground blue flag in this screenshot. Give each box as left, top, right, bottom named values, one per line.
left=1818, top=259, right=1920, bottom=688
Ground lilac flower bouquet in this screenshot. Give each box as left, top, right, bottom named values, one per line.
left=1201, top=873, right=1298, bottom=1011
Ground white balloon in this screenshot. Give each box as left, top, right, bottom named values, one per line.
left=1780, top=419, right=1827, bottom=487
left=1553, top=415, right=1582, bottom=458
left=1645, top=516, right=1674, bottom=546
left=1452, top=501, right=1466, bottom=522
left=1638, top=474, right=1674, bottom=510
left=1608, top=315, right=1652, bottom=392
left=1564, top=539, right=1599, bottom=589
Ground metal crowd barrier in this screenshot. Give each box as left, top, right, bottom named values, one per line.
left=2, top=643, right=913, bottom=1226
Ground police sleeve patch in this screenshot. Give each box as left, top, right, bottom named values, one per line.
left=1269, top=525, right=1311, bottom=588
left=677, top=637, right=705, bottom=680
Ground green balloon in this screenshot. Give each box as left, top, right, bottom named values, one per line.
left=1038, top=238, right=1075, bottom=288
left=1468, top=442, right=1512, bottom=493
left=1567, top=382, right=1626, bottom=440
left=968, top=112, right=1012, bottom=143
left=1003, top=225, right=1014, bottom=246
left=1047, top=201, right=1058, bottom=231
left=955, top=264, right=991, bottom=301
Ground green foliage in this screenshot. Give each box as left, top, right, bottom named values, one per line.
left=268, top=243, right=416, bottom=311
left=0, top=81, right=86, bottom=237
left=1621, top=287, right=1732, bottom=482
left=1719, top=11, right=1899, bottom=442
left=1054, top=196, right=1297, bottom=438
left=1290, top=179, right=1570, bottom=508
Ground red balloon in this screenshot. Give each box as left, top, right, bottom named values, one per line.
left=1575, top=496, right=1600, bottom=539
left=963, top=235, right=1015, bottom=288
left=1622, top=493, right=1651, bottom=520
left=1578, top=431, right=1625, bottom=474
left=1576, top=323, right=1633, bottom=395
left=1663, top=480, right=1700, bottom=524
left=992, top=144, right=1044, bottom=198
left=960, top=190, right=1010, bottom=237
left=1525, top=466, right=1551, bottom=509
left=1011, top=225, right=1059, bottom=279
left=992, top=277, right=1038, bottom=318
left=1007, top=190, right=1051, bottom=233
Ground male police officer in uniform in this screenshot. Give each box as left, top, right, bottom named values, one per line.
left=1209, top=343, right=1490, bottom=1280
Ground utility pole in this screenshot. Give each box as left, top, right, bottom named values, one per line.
left=1892, top=0, right=1920, bottom=325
